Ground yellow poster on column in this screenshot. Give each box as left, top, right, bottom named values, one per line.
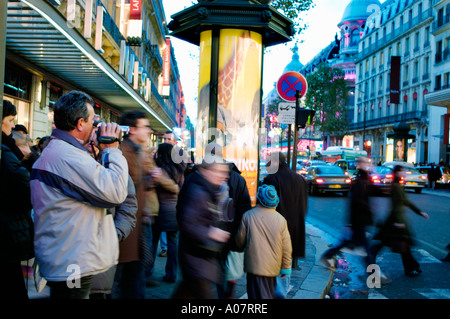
left=217, top=29, right=262, bottom=206
left=195, top=30, right=212, bottom=165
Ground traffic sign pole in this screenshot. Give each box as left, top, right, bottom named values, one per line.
left=291, top=90, right=301, bottom=172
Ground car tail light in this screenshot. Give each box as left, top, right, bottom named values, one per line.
left=316, top=178, right=325, bottom=183
left=420, top=175, right=427, bottom=180
left=372, top=175, right=381, bottom=183
left=345, top=178, right=351, bottom=183
left=344, top=171, right=349, bottom=175
left=386, top=174, right=393, bottom=179
left=406, top=171, right=412, bottom=174
left=399, top=177, right=405, bottom=184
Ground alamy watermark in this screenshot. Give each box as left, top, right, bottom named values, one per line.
left=66, top=264, right=81, bottom=289
left=366, top=264, right=381, bottom=289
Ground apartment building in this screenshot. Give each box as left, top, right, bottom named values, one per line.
left=353, top=0, right=449, bottom=163
left=425, top=0, right=450, bottom=163
left=3, top=0, right=185, bottom=143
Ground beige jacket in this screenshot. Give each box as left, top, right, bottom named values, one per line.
left=234, top=205, right=292, bottom=277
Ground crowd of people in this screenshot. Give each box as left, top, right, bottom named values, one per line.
left=0, top=91, right=307, bottom=300
left=2, top=90, right=448, bottom=300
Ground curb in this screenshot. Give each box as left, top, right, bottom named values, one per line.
left=292, top=223, right=334, bottom=299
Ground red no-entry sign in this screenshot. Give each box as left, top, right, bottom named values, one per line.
left=276, top=71, right=308, bottom=102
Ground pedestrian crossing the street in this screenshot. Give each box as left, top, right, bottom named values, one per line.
left=367, top=248, right=449, bottom=300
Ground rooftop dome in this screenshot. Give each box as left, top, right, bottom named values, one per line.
left=339, top=0, right=381, bottom=26
left=282, top=44, right=304, bottom=73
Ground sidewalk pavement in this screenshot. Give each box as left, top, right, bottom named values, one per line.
left=26, top=222, right=334, bottom=300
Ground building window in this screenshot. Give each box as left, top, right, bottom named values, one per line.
left=405, top=37, right=410, bottom=56
left=414, top=31, right=420, bottom=51
left=3, top=64, right=31, bottom=101
left=380, top=51, right=384, bottom=65
left=436, top=75, right=442, bottom=90
left=424, top=56, right=430, bottom=76
left=425, top=27, right=430, bottom=46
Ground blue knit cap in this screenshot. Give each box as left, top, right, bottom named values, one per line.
left=257, top=184, right=279, bottom=208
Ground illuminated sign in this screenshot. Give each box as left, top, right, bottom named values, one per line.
left=163, top=38, right=171, bottom=87
left=130, top=0, right=142, bottom=20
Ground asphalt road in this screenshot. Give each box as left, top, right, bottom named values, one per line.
left=306, top=190, right=450, bottom=299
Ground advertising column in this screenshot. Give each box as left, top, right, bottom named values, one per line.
left=196, top=29, right=262, bottom=205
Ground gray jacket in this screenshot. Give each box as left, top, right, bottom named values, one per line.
left=31, top=129, right=129, bottom=281
left=90, top=175, right=138, bottom=294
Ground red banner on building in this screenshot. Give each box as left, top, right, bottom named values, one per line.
left=130, top=0, right=142, bottom=20
left=163, top=38, right=171, bottom=87
left=444, top=114, right=450, bottom=145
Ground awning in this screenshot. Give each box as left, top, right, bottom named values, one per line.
left=5, top=0, right=175, bottom=132
left=425, top=87, right=450, bottom=108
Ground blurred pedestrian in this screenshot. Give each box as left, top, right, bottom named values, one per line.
left=150, top=143, right=184, bottom=284
left=83, top=128, right=138, bottom=299
left=222, top=162, right=252, bottom=299
left=31, top=91, right=129, bottom=299
left=263, top=151, right=307, bottom=298
left=1, top=100, right=34, bottom=299
left=163, top=131, right=177, bottom=146
left=141, top=146, right=160, bottom=285
left=37, top=136, right=51, bottom=154
left=371, top=165, right=429, bottom=277
left=428, top=163, right=442, bottom=191
left=321, top=156, right=375, bottom=269
left=234, top=185, right=292, bottom=299
left=12, top=130, right=38, bottom=172
left=174, top=146, right=231, bottom=299
left=263, top=152, right=308, bottom=260
left=112, top=110, right=158, bottom=299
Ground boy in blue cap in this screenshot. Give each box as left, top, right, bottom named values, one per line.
left=234, top=184, right=292, bottom=299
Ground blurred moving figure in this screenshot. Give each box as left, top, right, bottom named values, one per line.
left=371, top=165, right=429, bottom=277
left=175, top=147, right=231, bottom=299
left=320, top=157, right=375, bottom=269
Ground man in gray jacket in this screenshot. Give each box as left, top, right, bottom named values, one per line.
left=31, top=91, right=129, bottom=299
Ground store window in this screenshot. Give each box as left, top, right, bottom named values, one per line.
left=3, top=64, right=31, bottom=100
left=3, top=64, right=32, bottom=130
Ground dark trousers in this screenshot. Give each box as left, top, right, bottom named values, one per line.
left=371, top=242, right=420, bottom=274
left=150, top=229, right=178, bottom=281
left=47, top=275, right=93, bottom=299
left=0, top=261, right=28, bottom=299
left=247, top=273, right=276, bottom=299
left=111, top=261, right=145, bottom=299
left=173, top=274, right=218, bottom=299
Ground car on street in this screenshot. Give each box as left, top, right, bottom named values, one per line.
left=416, top=165, right=450, bottom=187
left=334, top=159, right=359, bottom=177
left=382, top=161, right=427, bottom=193
left=304, top=165, right=351, bottom=196
left=297, top=159, right=331, bottom=175
left=367, top=166, right=394, bottom=195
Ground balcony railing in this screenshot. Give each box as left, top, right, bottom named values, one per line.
left=357, top=8, right=432, bottom=61
left=349, top=111, right=426, bottom=131
left=99, top=1, right=125, bottom=47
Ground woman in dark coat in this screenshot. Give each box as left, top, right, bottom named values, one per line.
left=371, top=165, right=429, bottom=277
left=263, top=152, right=308, bottom=259
left=0, top=100, right=34, bottom=299
left=151, top=143, right=184, bottom=283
